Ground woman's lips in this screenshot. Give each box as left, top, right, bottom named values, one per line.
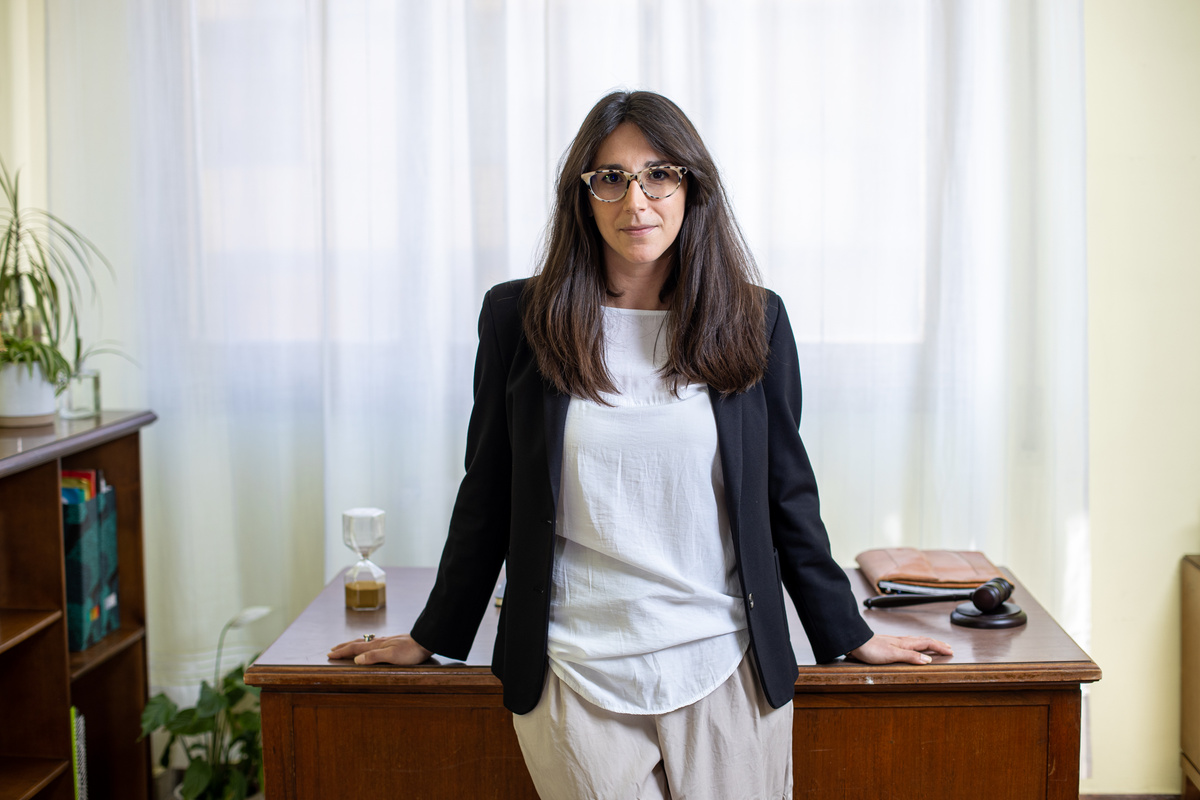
left=621, top=225, right=656, bottom=237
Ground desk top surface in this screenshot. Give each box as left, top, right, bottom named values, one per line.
left=247, top=565, right=1100, bottom=691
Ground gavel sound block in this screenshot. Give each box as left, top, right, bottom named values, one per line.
left=862, top=577, right=1029, bottom=629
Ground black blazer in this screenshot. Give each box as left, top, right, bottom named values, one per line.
left=411, top=279, right=873, bottom=714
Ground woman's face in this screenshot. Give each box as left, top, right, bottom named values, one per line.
left=587, top=122, right=687, bottom=277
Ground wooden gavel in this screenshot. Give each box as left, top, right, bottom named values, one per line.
left=863, top=577, right=1014, bottom=612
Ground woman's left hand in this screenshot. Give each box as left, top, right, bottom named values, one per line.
left=847, top=634, right=953, bottom=665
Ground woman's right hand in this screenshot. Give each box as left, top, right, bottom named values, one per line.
left=327, top=633, right=434, bottom=665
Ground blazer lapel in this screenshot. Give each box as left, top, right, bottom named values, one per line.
left=543, top=389, right=570, bottom=514
left=709, top=387, right=744, bottom=547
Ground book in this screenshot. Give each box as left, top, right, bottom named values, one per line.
left=856, top=548, right=1002, bottom=594
left=71, top=706, right=89, bottom=800
left=64, top=484, right=120, bottom=651
left=62, top=469, right=98, bottom=501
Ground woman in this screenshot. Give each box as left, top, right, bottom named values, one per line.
left=330, top=90, right=950, bottom=799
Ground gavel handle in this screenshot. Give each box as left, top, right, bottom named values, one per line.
left=864, top=591, right=973, bottom=609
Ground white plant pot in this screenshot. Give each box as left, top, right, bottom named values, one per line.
left=0, top=363, right=57, bottom=427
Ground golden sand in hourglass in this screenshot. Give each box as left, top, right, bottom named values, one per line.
left=345, top=579, right=386, bottom=610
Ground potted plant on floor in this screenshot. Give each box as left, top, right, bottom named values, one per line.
left=140, top=607, right=273, bottom=800
left=0, top=157, right=112, bottom=426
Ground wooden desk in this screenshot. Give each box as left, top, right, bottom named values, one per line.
left=246, top=567, right=1099, bottom=799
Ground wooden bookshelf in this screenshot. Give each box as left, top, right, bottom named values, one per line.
left=0, top=410, right=156, bottom=800
left=0, top=610, right=62, bottom=656
left=1184, top=556, right=1200, bottom=800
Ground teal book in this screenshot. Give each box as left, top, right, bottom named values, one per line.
left=64, top=486, right=119, bottom=651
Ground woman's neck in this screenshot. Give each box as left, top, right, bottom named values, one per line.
left=603, top=261, right=671, bottom=310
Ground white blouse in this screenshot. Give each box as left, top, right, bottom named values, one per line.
left=546, top=306, right=749, bottom=715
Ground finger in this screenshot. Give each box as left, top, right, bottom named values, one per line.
left=354, top=646, right=411, bottom=666
left=328, top=639, right=389, bottom=659
left=327, top=645, right=359, bottom=659
left=333, top=635, right=395, bottom=649
left=899, top=636, right=953, bottom=655
left=888, top=645, right=933, bottom=665
left=923, top=638, right=954, bottom=655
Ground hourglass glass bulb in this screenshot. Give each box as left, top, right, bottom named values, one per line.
left=343, top=507, right=385, bottom=557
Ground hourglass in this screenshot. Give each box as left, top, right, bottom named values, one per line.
left=343, top=507, right=386, bottom=611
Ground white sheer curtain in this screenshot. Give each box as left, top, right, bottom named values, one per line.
left=43, top=0, right=1086, bottom=710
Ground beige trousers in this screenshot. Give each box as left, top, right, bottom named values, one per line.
left=512, top=655, right=794, bottom=800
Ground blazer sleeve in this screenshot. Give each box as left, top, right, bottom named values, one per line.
left=763, top=294, right=874, bottom=662
left=410, top=287, right=515, bottom=659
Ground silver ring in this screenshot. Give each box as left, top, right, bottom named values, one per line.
left=363, top=633, right=375, bottom=642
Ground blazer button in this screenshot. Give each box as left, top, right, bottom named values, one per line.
left=748, top=593, right=755, bottom=609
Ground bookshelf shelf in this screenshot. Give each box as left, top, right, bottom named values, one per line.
left=0, top=757, right=69, bottom=800
left=0, top=611, right=62, bottom=657
left=0, top=411, right=157, bottom=800
left=69, top=622, right=146, bottom=681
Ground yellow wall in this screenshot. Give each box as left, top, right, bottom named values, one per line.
left=0, top=0, right=46, bottom=205
left=1084, top=0, right=1200, bottom=793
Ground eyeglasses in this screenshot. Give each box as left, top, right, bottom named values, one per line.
left=580, top=165, right=688, bottom=203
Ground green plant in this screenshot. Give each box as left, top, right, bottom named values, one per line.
left=0, top=329, right=69, bottom=383
left=0, top=157, right=111, bottom=388
left=139, top=607, right=272, bottom=800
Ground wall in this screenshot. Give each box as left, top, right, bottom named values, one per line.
left=1083, top=0, right=1200, bottom=793
left=0, top=0, right=46, bottom=204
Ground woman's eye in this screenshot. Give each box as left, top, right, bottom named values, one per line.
left=599, top=173, right=623, bottom=184
left=648, top=169, right=669, bottom=181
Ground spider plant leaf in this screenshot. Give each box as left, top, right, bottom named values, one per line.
left=49, top=212, right=112, bottom=278
left=41, top=233, right=89, bottom=302
left=0, top=158, right=120, bottom=386
left=45, top=224, right=98, bottom=295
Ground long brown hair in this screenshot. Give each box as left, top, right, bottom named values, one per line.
left=522, top=91, right=768, bottom=403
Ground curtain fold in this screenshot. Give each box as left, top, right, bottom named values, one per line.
left=43, top=0, right=1087, bottom=723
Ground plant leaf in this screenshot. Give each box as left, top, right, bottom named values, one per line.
left=223, top=768, right=248, bottom=800
left=139, top=693, right=179, bottom=739
left=232, top=710, right=261, bottom=734
left=1, top=331, right=72, bottom=385
left=0, top=158, right=121, bottom=377
left=222, top=662, right=248, bottom=686
left=167, top=707, right=216, bottom=736
left=158, top=733, right=178, bottom=769
left=224, top=686, right=247, bottom=710
left=196, top=680, right=230, bottom=719
left=180, top=759, right=213, bottom=800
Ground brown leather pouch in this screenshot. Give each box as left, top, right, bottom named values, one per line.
left=855, top=548, right=1002, bottom=593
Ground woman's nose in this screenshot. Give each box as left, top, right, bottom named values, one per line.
left=622, top=178, right=649, bottom=210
